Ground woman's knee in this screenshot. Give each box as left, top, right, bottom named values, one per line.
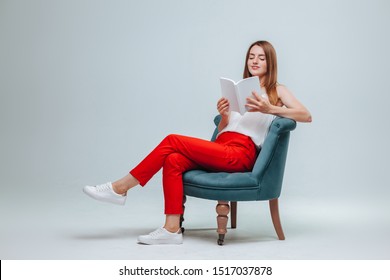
left=164, top=153, right=185, bottom=169
left=160, top=134, right=179, bottom=146
left=163, top=134, right=180, bottom=142
left=163, top=153, right=196, bottom=174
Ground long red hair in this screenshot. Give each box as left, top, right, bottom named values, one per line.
left=243, top=41, right=279, bottom=105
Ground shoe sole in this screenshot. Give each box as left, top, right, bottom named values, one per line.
left=137, top=237, right=183, bottom=245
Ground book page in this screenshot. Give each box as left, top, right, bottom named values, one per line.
left=220, top=77, right=240, bottom=113
left=235, top=76, right=261, bottom=114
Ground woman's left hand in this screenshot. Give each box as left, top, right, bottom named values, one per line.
left=246, top=91, right=272, bottom=113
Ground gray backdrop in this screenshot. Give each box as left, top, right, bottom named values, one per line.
left=1, top=0, right=389, bottom=259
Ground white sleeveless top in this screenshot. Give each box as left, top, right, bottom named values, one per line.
left=217, top=111, right=275, bottom=147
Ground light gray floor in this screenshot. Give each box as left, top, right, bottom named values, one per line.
left=1, top=177, right=389, bottom=260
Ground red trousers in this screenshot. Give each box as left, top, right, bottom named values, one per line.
left=130, top=132, right=257, bottom=214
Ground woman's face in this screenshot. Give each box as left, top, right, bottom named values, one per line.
left=247, top=45, right=267, bottom=77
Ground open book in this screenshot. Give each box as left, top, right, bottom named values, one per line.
left=220, top=76, right=261, bottom=114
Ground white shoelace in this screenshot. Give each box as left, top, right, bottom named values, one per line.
left=148, top=228, right=180, bottom=239
left=149, top=228, right=166, bottom=238
left=95, top=183, right=112, bottom=192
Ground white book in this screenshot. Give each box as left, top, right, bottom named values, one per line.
left=220, top=76, right=261, bottom=114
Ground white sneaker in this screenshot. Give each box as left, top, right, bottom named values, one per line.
left=83, top=182, right=126, bottom=205
left=137, top=227, right=183, bottom=245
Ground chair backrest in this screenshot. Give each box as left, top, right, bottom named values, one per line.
left=211, top=115, right=296, bottom=200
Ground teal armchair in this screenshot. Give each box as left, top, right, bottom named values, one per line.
left=182, top=115, right=296, bottom=245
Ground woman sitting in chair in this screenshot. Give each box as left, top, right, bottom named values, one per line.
left=83, top=40, right=312, bottom=245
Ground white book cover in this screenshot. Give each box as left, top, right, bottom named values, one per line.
left=220, top=76, right=261, bottom=114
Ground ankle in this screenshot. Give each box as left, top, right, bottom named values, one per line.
left=112, top=174, right=139, bottom=194
left=164, top=226, right=180, bottom=233
left=112, top=183, right=127, bottom=195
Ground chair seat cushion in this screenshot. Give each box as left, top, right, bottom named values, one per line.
left=183, top=170, right=258, bottom=189
left=183, top=170, right=260, bottom=201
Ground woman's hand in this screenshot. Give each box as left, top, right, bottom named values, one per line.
left=217, top=97, right=230, bottom=131
left=246, top=86, right=312, bottom=122
left=217, top=97, right=230, bottom=116
left=246, top=91, right=272, bottom=113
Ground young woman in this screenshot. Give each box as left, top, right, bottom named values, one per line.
left=83, top=40, right=312, bottom=245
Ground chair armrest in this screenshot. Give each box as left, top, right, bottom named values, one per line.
left=251, top=117, right=296, bottom=199
left=211, top=115, right=222, bottom=142
left=268, top=117, right=297, bottom=134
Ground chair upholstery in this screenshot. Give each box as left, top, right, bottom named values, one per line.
left=182, top=115, right=296, bottom=245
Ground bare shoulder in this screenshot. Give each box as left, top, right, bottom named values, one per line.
left=276, top=84, right=293, bottom=97
left=276, top=84, right=306, bottom=109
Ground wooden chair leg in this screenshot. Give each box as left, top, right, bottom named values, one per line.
left=269, top=198, right=285, bottom=240
left=230, top=201, right=237, bottom=229
left=216, top=201, right=230, bottom=245
left=180, top=195, right=187, bottom=233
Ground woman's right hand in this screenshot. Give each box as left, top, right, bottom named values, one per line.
left=217, top=98, right=230, bottom=132
left=217, top=97, right=230, bottom=116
